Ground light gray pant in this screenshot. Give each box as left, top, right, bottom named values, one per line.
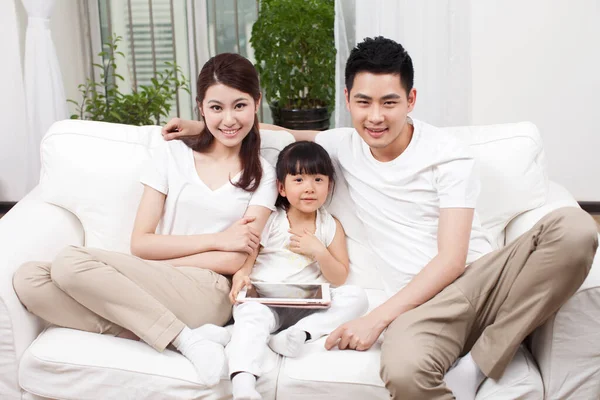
left=227, top=285, right=368, bottom=376
left=13, top=245, right=232, bottom=351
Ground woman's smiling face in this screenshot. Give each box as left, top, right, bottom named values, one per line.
left=200, top=83, right=259, bottom=149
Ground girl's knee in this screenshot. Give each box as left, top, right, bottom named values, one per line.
left=333, top=285, right=369, bottom=314
left=233, top=302, right=276, bottom=326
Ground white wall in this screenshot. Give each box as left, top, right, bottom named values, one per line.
left=471, top=0, right=600, bottom=201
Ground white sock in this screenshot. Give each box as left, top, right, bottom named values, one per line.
left=173, top=324, right=231, bottom=387
left=267, top=327, right=307, bottom=357
left=231, top=372, right=261, bottom=400
left=444, top=352, right=487, bottom=400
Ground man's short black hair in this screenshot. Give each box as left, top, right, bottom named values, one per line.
left=345, top=36, right=414, bottom=95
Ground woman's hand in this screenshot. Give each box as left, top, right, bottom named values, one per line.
left=229, top=272, right=251, bottom=304
left=288, top=228, right=327, bottom=259
left=162, top=118, right=205, bottom=141
left=216, top=217, right=260, bottom=254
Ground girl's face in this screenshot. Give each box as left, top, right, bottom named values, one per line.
left=278, top=173, right=331, bottom=214
left=200, top=83, right=260, bottom=149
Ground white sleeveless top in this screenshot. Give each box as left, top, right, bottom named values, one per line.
left=250, top=207, right=337, bottom=283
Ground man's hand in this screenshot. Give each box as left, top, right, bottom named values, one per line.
left=217, top=216, right=260, bottom=254
left=229, top=272, right=251, bottom=304
left=325, top=313, right=388, bottom=351
left=162, top=118, right=204, bottom=141
left=288, top=228, right=327, bottom=259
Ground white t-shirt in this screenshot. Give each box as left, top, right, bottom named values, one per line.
left=250, top=207, right=337, bottom=284
left=316, top=118, right=493, bottom=295
left=140, top=140, right=277, bottom=236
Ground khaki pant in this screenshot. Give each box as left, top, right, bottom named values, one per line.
left=13, top=246, right=232, bottom=351
left=380, top=207, right=598, bottom=399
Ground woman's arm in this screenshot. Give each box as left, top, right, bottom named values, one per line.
left=289, top=218, right=350, bottom=286
left=130, top=185, right=260, bottom=260
left=228, top=248, right=259, bottom=303
left=165, top=204, right=272, bottom=274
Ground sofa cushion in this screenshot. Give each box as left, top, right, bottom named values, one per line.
left=442, top=122, right=548, bottom=248
left=276, top=291, right=543, bottom=399
left=39, top=121, right=293, bottom=253
left=19, top=326, right=280, bottom=400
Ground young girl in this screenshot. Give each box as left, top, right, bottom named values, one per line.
left=12, top=53, right=276, bottom=388
left=226, top=141, right=368, bottom=400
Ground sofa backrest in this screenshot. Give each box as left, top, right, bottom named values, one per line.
left=40, top=120, right=293, bottom=253
left=40, top=120, right=547, bottom=289
left=443, top=122, right=548, bottom=248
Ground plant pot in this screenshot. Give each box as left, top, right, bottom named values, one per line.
left=269, top=103, right=330, bottom=131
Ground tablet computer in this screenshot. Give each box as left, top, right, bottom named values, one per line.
left=236, top=282, right=331, bottom=308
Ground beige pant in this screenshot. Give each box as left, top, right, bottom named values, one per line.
left=13, top=246, right=232, bottom=351
left=380, top=207, right=599, bottom=399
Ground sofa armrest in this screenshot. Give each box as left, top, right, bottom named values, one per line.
left=0, top=186, right=84, bottom=399
left=504, top=180, right=580, bottom=243
left=505, top=181, right=600, bottom=399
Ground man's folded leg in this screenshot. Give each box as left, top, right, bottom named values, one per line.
left=380, top=285, right=475, bottom=400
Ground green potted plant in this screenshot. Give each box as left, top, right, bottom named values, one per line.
left=69, top=35, right=189, bottom=126
left=251, top=0, right=336, bottom=130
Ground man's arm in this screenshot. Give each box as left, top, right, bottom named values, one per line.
left=259, top=123, right=319, bottom=142
left=161, top=118, right=319, bottom=142
left=325, top=207, right=474, bottom=351
left=371, top=208, right=473, bottom=322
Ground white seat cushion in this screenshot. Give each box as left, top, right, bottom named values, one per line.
left=276, top=290, right=543, bottom=400
left=19, top=326, right=280, bottom=400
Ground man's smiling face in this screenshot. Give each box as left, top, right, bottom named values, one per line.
left=345, top=72, right=417, bottom=161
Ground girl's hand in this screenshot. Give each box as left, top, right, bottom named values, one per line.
left=217, top=217, right=260, bottom=254
left=229, top=273, right=251, bottom=304
left=289, top=228, right=327, bottom=259
left=162, top=118, right=205, bottom=141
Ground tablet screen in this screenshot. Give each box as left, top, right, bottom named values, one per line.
left=246, top=283, right=323, bottom=300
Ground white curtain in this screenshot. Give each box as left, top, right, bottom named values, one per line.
left=334, top=0, right=355, bottom=128
left=0, top=0, right=28, bottom=201
left=22, top=0, right=67, bottom=190
left=335, top=0, right=472, bottom=128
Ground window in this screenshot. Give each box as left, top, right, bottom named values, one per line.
left=87, top=0, right=268, bottom=122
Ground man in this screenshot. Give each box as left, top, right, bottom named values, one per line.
left=163, top=37, right=598, bottom=399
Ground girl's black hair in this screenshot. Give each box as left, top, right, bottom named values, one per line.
left=275, top=141, right=336, bottom=210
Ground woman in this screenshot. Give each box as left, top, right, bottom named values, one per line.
left=12, top=53, right=276, bottom=388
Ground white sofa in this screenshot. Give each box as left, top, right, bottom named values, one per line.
left=0, top=120, right=598, bottom=400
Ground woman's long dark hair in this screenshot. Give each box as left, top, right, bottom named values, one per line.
left=183, top=53, right=262, bottom=192
left=275, top=141, right=336, bottom=210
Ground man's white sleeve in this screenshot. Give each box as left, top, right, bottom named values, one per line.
left=434, top=154, right=480, bottom=209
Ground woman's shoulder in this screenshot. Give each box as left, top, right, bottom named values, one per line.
left=259, top=156, right=275, bottom=170
left=152, top=138, right=190, bottom=161
left=258, top=156, right=276, bottom=179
